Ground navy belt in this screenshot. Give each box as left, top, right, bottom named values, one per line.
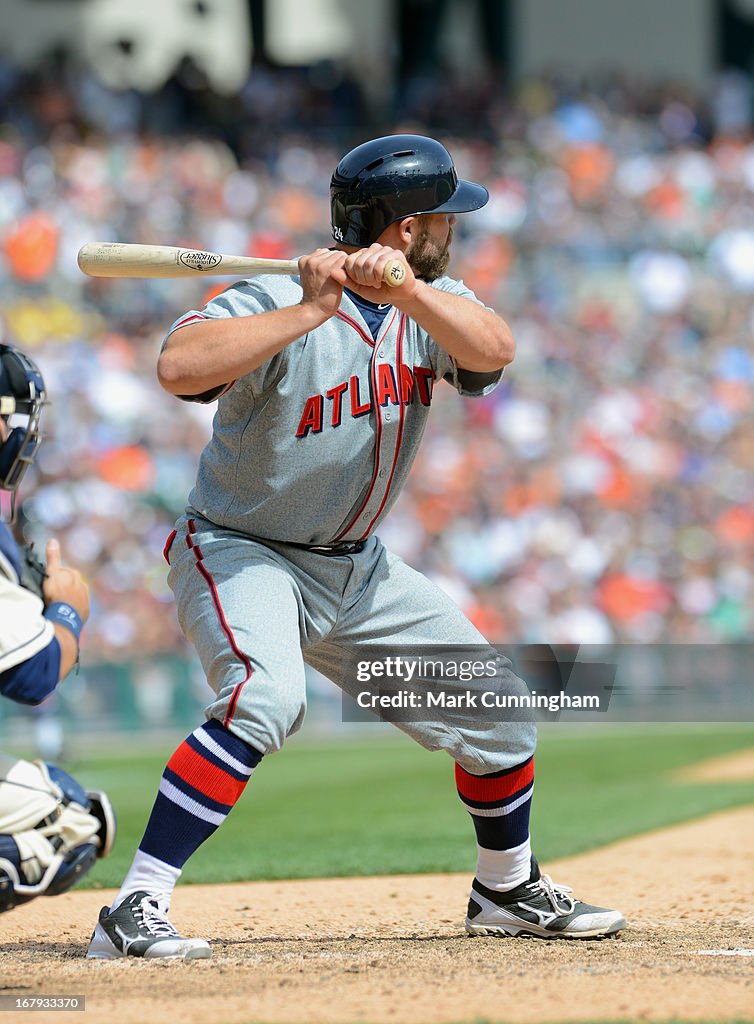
left=284, top=539, right=366, bottom=556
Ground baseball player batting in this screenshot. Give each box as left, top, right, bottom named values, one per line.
left=87, top=135, right=625, bottom=960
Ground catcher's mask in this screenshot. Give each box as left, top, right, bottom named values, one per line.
left=0, top=344, right=47, bottom=517
left=330, top=134, right=489, bottom=247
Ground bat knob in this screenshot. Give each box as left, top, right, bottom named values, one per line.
left=383, top=259, right=407, bottom=288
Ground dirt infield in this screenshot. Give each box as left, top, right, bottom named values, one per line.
left=3, top=804, right=753, bottom=1024
left=673, top=747, right=754, bottom=783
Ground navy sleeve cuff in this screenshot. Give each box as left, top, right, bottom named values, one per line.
left=0, top=638, right=61, bottom=705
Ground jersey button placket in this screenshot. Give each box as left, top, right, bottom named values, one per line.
left=362, top=326, right=400, bottom=525
left=356, top=348, right=384, bottom=527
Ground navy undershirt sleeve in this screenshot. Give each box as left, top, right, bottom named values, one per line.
left=0, top=638, right=61, bottom=705
left=455, top=367, right=503, bottom=390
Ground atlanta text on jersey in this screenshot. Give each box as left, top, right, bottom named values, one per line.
left=296, top=364, right=435, bottom=438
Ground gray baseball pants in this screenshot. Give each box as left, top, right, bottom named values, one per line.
left=166, top=513, right=536, bottom=774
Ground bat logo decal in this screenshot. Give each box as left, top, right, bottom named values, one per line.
left=179, top=251, right=223, bottom=272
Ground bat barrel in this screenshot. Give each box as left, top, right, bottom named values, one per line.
left=77, top=243, right=300, bottom=279
left=77, top=242, right=407, bottom=286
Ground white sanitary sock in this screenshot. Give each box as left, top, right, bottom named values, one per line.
left=111, top=849, right=181, bottom=911
left=475, top=836, right=532, bottom=892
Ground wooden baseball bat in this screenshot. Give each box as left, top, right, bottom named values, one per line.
left=77, top=242, right=407, bottom=287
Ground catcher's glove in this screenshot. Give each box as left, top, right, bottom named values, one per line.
left=18, top=543, right=46, bottom=599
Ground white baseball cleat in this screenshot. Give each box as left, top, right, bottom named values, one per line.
left=465, top=859, right=626, bottom=940
left=86, top=891, right=211, bottom=960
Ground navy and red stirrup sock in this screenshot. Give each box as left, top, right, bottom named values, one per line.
left=455, top=755, right=534, bottom=850
left=138, top=719, right=263, bottom=869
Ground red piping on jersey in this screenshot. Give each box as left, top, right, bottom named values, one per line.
left=358, top=314, right=407, bottom=540
left=333, top=308, right=399, bottom=540
left=334, top=354, right=382, bottom=539
left=335, top=309, right=375, bottom=348
left=172, top=313, right=208, bottom=331
left=185, top=519, right=252, bottom=726
left=169, top=314, right=236, bottom=398
left=163, top=529, right=177, bottom=565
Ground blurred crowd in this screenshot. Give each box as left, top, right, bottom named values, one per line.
left=2, top=57, right=754, bottom=662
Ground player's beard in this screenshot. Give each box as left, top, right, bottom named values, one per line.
left=406, top=224, right=453, bottom=281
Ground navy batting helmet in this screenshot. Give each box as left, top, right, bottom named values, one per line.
left=330, top=135, right=489, bottom=247
left=0, top=344, right=46, bottom=497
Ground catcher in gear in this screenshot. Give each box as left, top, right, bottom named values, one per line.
left=0, top=343, right=116, bottom=913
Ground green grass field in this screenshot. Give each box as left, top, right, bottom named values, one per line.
left=64, top=723, right=754, bottom=888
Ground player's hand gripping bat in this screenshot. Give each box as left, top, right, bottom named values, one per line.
left=77, top=243, right=407, bottom=288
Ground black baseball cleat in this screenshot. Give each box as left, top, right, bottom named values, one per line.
left=465, top=858, right=626, bottom=940
left=86, top=891, right=211, bottom=960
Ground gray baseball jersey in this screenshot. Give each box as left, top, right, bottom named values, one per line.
left=165, top=275, right=502, bottom=544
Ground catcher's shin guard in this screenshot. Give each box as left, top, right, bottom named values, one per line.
left=0, top=756, right=116, bottom=912
left=86, top=790, right=117, bottom=859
